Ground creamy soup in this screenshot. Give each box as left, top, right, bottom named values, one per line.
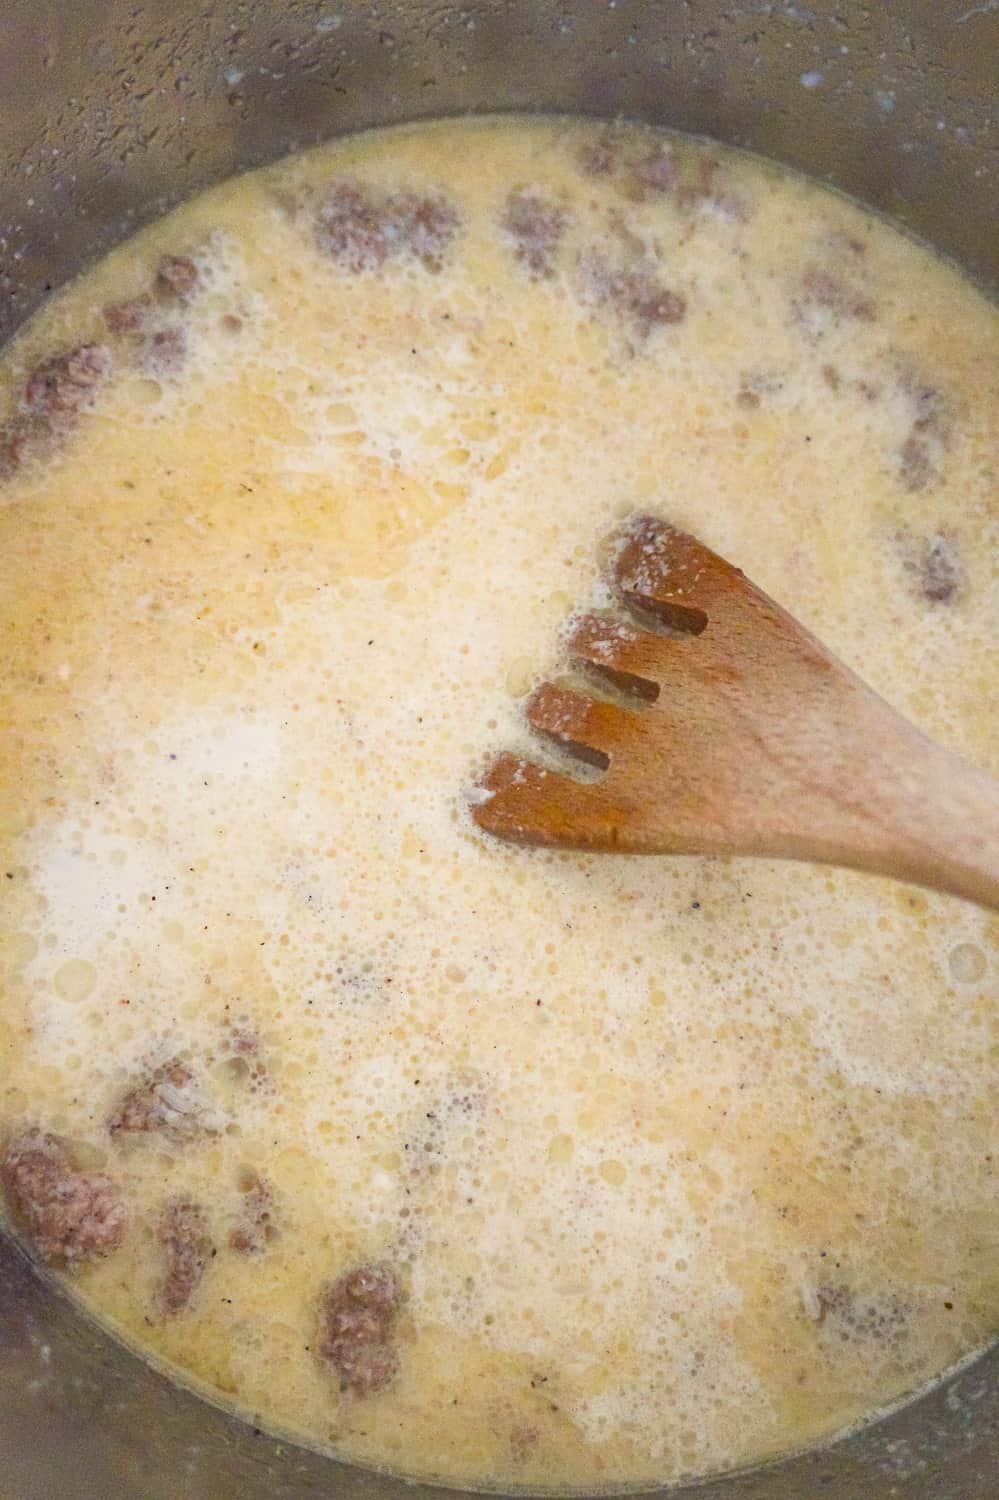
left=0, top=116, right=996, bottom=1493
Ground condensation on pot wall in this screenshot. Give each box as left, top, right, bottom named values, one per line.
left=0, top=0, right=996, bottom=347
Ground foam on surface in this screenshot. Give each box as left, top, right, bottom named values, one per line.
left=0, top=116, right=996, bottom=1492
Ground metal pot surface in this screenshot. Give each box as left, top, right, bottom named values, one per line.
left=0, top=3, right=995, bottom=1497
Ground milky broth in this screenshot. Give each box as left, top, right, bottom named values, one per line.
left=0, top=116, right=996, bottom=1492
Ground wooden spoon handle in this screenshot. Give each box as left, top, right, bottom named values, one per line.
left=791, top=688, right=999, bottom=910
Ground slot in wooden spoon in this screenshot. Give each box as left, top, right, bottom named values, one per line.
left=473, top=515, right=999, bottom=910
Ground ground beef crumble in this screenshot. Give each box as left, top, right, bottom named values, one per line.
left=316, top=180, right=460, bottom=273
left=578, top=247, right=686, bottom=340
left=157, top=1198, right=214, bottom=1315
left=156, top=253, right=200, bottom=301
left=23, top=344, right=113, bottom=422
left=318, top=1262, right=402, bottom=1395
left=108, top=1059, right=208, bottom=1138
left=104, top=294, right=154, bottom=333
left=800, top=268, right=876, bottom=322
left=898, top=530, right=964, bottom=605
left=896, top=369, right=953, bottom=493
left=1, top=1130, right=126, bottom=1268
left=140, top=325, right=188, bottom=375
left=501, top=189, right=569, bottom=279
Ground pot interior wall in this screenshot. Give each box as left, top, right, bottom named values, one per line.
left=0, top=3, right=996, bottom=1498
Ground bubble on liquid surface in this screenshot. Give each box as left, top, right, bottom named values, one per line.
left=948, top=942, right=986, bottom=984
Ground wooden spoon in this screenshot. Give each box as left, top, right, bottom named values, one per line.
left=473, top=515, right=999, bottom=910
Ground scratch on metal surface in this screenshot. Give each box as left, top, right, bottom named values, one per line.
left=956, top=0, right=998, bottom=22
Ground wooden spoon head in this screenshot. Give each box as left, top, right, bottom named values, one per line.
left=471, top=514, right=999, bottom=912
left=472, top=514, right=853, bottom=856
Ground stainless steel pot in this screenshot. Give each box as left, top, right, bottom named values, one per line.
left=0, top=3, right=996, bottom=1496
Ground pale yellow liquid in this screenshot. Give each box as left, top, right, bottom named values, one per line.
left=0, top=117, right=997, bottom=1493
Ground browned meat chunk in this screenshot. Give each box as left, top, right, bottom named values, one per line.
left=736, top=370, right=785, bottom=409
left=23, top=344, right=112, bottom=422
left=900, top=531, right=964, bottom=605
left=578, top=128, right=620, bottom=177
left=579, top=249, right=686, bottom=340
left=1, top=1130, right=126, bottom=1268
left=902, top=371, right=947, bottom=428
left=582, top=133, right=750, bottom=218
left=316, top=182, right=392, bottom=271
left=316, top=181, right=460, bottom=273
left=156, top=254, right=200, bottom=301
left=502, top=190, right=568, bottom=279
left=229, top=1026, right=260, bottom=1057
left=157, top=1198, right=214, bottom=1315
left=105, top=250, right=200, bottom=334
left=140, top=326, right=188, bottom=375
left=799, top=268, right=876, bottom=322
left=318, top=1262, right=402, bottom=1395
left=108, top=1060, right=207, bottom=1138
left=896, top=370, right=952, bottom=492
left=635, top=146, right=680, bottom=193
left=390, top=192, right=461, bottom=271
left=898, top=434, right=934, bottom=492
left=666, top=154, right=749, bottom=221
left=228, top=1170, right=276, bottom=1255
left=104, top=294, right=153, bottom=333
